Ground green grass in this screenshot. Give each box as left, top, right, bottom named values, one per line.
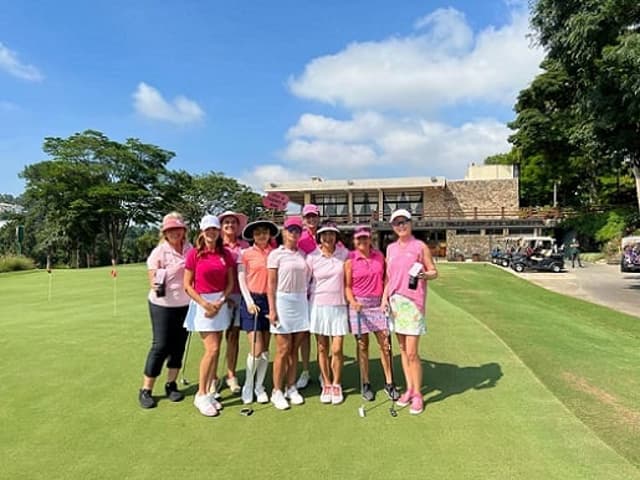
left=0, top=264, right=638, bottom=479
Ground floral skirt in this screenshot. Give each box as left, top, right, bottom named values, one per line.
left=389, top=294, right=426, bottom=336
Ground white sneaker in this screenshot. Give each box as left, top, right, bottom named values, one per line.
left=208, top=378, right=222, bottom=400
left=320, top=385, right=333, bottom=404
left=226, top=376, right=241, bottom=394
left=207, top=393, right=223, bottom=411
left=194, top=394, right=218, bottom=417
left=255, top=386, right=269, bottom=404
left=285, top=386, right=305, bottom=405
left=331, top=384, right=344, bottom=405
left=271, top=389, right=290, bottom=410
left=296, top=370, right=310, bottom=389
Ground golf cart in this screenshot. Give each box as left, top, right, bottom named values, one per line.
left=620, top=236, right=640, bottom=273
left=493, top=237, right=521, bottom=267
left=510, top=236, right=564, bottom=273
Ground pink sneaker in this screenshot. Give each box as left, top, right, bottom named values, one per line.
left=331, top=384, right=344, bottom=405
left=396, top=389, right=413, bottom=407
left=320, top=386, right=333, bottom=404
left=409, top=394, right=424, bottom=415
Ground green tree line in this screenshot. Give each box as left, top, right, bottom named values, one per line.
left=0, top=130, right=265, bottom=267
left=486, top=0, right=640, bottom=232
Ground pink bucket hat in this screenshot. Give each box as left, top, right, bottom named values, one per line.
left=302, top=204, right=320, bottom=217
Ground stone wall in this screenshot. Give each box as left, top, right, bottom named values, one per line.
left=424, top=179, right=519, bottom=217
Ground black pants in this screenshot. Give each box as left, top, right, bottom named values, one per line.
left=143, top=302, right=189, bottom=378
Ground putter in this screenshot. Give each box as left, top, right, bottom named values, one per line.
left=385, top=311, right=398, bottom=418
left=242, top=310, right=260, bottom=417
left=180, top=332, right=192, bottom=385
left=356, top=311, right=366, bottom=418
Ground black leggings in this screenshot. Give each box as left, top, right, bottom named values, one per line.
left=143, top=302, right=189, bottom=378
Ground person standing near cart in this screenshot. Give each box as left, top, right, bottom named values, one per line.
left=382, top=209, right=438, bottom=415
left=138, top=212, right=191, bottom=409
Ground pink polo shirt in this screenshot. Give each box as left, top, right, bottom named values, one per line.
left=224, top=239, right=250, bottom=294
left=348, top=248, right=384, bottom=298
left=146, top=241, right=192, bottom=307
left=267, top=246, right=309, bottom=293
left=306, top=247, right=349, bottom=306
left=298, top=227, right=317, bottom=254
left=185, top=247, right=234, bottom=294
left=238, top=244, right=274, bottom=294
left=386, top=236, right=426, bottom=312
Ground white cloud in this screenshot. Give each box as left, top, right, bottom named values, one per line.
left=239, top=164, right=308, bottom=192
left=0, top=42, right=43, bottom=81
left=288, top=8, right=543, bottom=111
left=0, top=100, right=19, bottom=112
left=133, top=82, right=204, bottom=124
left=282, top=112, right=510, bottom=178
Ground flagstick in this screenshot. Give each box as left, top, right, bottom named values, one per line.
left=47, top=272, right=52, bottom=302
left=113, top=274, right=117, bottom=316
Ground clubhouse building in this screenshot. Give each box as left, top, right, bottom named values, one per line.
left=264, top=164, right=558, bottom=260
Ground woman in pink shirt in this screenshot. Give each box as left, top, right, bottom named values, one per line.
left=138, top=212, right=192, bottom=409
left=307, top=220, right=349, bottom=404
left=294, top=203, right=320, bottom=390
left=183, top=215, right=234, bottom=417
left=267, top=216, right=310, bottom=410
left=237, top=219, right=279, bottom=405
left=382, top=209, right=437, bottom=415
left=344, top=225, right=399, bottom=403
left=217, top=210, right=250, bottom=397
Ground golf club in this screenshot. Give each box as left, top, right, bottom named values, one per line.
left=385, top=311, right=398, bottom=418
left=180, top=331, right=192, bottom=385
left=356, top=311, right=366, bottom=418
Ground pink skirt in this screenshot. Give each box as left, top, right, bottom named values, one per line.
left=348, top=296, right=388, bottom=334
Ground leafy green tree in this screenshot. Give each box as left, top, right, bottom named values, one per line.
left=531, top=0, right=640, bottom=212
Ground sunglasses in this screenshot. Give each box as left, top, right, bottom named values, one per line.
left=286, top=226, right=302, bottom=234
left=391, top=220, right=409, bottom=227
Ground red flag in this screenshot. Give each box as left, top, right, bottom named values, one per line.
left=110, top=268, right=118, bottom=278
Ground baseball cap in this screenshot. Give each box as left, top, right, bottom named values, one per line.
left=199, top=214, right=221, bottom=231
left=283, top=216, right=303, bottom=229
left=302, top=204, right=320, bottom=217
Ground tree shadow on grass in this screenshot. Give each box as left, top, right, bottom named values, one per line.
left=422, top=360, right=503, bottom=405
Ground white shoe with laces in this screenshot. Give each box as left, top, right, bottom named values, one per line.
left=271, top=389, right=290, bottom=410
left=255, top=386, right=269, bottom=404
left=285, top=386, right=305, bottom=405
left=207, top=393, right=223, bottom=411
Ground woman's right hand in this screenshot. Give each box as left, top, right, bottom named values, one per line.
left=350, top=301, right=363, bottom=312
left=203, top=301, right=219, bottom=318
left=267, top=310, right=278, bottom=327
left=248, top=303, right=260, bottom=315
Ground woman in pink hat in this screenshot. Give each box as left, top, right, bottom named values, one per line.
left=294, top=203, right=320, bottom=389
left=266, top=216, right=310, bottom=410
left=183, top=214, right=234, bottom=417
left=345, top=225, right=399, bottom=403
left=382, top=209, right=437, bottom=415
left=215, top=210, right=250, bottom=397
left=138, top=212, right=192, bottom=409
left=307, top=220, right=349, bottom=404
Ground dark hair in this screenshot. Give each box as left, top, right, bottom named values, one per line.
left=195, top=232, right=224, bottom=257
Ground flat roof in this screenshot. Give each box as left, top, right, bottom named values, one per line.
left=264, top=176, right=446, bottom=192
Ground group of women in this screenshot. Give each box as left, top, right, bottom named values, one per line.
left=138, top=205, right=437, bottom=417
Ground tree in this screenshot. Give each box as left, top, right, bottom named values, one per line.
left=22, top=130, right=175, bottom=265
left=167, top=171, right=265, bottom=232
left=531, top=0, right=640, bottom=212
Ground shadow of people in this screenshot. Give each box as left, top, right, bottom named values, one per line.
left=422, top=360, right=503, bottom=405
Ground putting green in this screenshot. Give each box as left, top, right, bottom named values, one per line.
left=0, top=265, right=637, bottom=479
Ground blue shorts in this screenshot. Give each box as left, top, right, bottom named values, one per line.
left=240, top=293, right=271, bottom=332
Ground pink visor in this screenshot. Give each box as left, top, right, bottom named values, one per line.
left=353, top=226, right=371, bottom=238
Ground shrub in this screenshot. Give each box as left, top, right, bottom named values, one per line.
left=0, top=255, right=36, bottom=273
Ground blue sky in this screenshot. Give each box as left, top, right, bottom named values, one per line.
left=0, top=0, right=543, bottom=195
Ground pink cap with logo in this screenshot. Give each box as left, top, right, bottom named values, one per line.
left=284, top=216, right=303, bottom=229
left=302, top=204, right=320, bottom=217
